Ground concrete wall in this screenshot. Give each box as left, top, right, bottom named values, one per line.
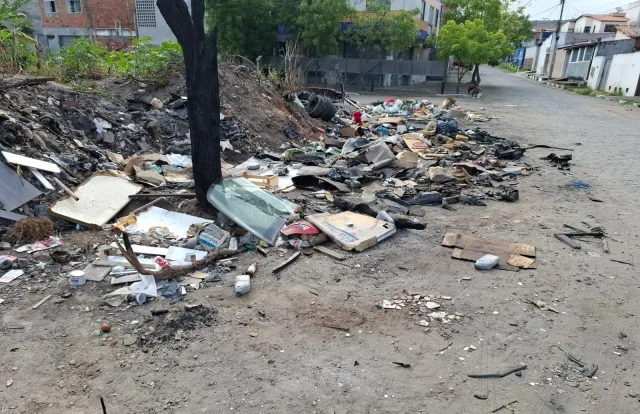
left=604, top=51, right=640, bottom=96
left=20, top=0, right=44, bottom=44
left=552, top=49, right=567, bottom=78
left=596, top=39, right=637, bottom=57
left=587, top=55, right=606, bottom=89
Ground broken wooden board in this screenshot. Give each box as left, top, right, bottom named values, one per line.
left=507, top=254, right=537, bottom=269
left=82, top=264, right=112, bottom=282
left=307, top=212, right=396, bottom=252
left=108, top=243, right=169, bottom=257
left=378, top=117, right=403, bottom=124
left=111, top=274, right=142, bottom=285
left=272, top=252, right=301, bottom=274
left=2, top=151, right=61, bottom=173
left=313, top=245, right=347, bottom=261
left=452, top=248, right=520, bottom=272
left=555, top=234, right=581, bottom=249
left=442, top=232, right=536, bottom=257
left=48, top=173, right=143, bottom=229
left=0, top=161, right=42, bottom=211
left=403, top=136, right=429, bottom=152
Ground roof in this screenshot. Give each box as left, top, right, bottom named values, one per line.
left=580, top=14, right=630, bottom=23
left=559, top=40, right=597, bottom=50
left=616, top=25, right=640, bottom=38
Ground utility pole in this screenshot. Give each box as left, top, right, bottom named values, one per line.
left=547, top=0, right=566, bottom=80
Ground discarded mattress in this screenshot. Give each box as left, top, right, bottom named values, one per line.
left=306, top=211, right=396, bottom=252
left=48, top=174, right=142, bottom=229
left=207, top=177, right=295, bottom=245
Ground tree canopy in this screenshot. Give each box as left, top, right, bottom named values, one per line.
left=205, top=0, right=355, bottom=59
left=437, top=19, right=510, bottom=91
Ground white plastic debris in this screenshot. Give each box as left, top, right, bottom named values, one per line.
left=475, top=254, right=500, bottom=270
left=235, top=275, right=251, bottom=295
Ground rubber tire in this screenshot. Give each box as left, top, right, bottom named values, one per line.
left=320, top=97, right=337, bottom=121
left=306, top=95, right=326, bottom=118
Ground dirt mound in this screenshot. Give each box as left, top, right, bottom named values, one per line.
left=145, top=306, right=218, bottom=346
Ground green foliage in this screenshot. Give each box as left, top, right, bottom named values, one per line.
left=111, top=37, right=183, bottom=83
left=499, top=62, right=519, bottom=72
left=297, top=0, right=354, bottom=56
left=0, top=0, right=36, bottom=72
left=438, top=20, right=510, bottom=68
left=444, top=0, right=532, bottom=57
left=51, top=37, right=184, bottom=84
left=343, top=5, right=419, bottom=58
left=54, top=37, right=110, bottom=81
left=205, top=0, right=280, bottom=59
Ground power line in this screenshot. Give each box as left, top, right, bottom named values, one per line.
left=546, top=4, right=561, bottom=19
left=529, top=3, right=561, bottom=18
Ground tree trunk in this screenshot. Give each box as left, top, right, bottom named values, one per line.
left=472, top=64, right=481, bottom=85
left=456, top=66, right=461, bottom=94
left=157, top=0, right=222, bottom=206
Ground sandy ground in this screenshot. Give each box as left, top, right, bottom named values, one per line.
left=2, top=66, right=640, bottom=414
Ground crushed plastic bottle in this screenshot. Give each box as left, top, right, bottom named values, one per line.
left=235, top=275, right=251, bottom=296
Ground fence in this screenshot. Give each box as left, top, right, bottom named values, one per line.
left=264, top=56, right=446, bottom=88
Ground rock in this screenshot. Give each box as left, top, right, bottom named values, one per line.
left=100, top=323, right=112, bottom=333
left=168, top=99, right=186, bottom=109
left=6, top=379, right=13, bottom=387
left=122, top=334, right=137, bottom=346
left=145, top=120, right=162, bottom=139
left=425, top=301, right=441, bottom=309
left=151, top=98, right=164, bottom=110
left=630, top=392, right=638, bottom=398
left=20, top=107, right=33, bottom=115
left=102, top=131, right=115, bottom=144
left=0, top=242, right=10, bottom=250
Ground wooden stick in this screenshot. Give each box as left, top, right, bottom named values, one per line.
left=52, top=177, right=79, bottom=201
left=603, top=238, right=610, bottom=253
left=131, top=197, right=165, bottom=215
left=0, top=77, right=55, bottom=90
left=32, top=295, right=52, bottom=309
left=129, top=193, right=195, bottom=199
left=272, top=252, right=301, bottom=276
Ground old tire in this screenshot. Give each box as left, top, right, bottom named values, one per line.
left=306, top=95, right=326, bottom=118
left=320, top=97, right=337, bottom=121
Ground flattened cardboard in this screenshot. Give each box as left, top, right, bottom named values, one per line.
left=442, top=232, right=536, bottom=257
left=48, top=174, right=143, bottom=229
left=307, top=212, right=396, bottom=252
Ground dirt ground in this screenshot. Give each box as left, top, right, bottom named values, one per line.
left=2, top=66, right=640, bottom=414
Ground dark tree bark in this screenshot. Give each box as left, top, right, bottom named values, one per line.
left=471, top=64, right=481, bottom=85
left=157, top=0, right=222, bottom=206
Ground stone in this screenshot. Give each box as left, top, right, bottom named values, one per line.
left=122, top=334, right=137, bottom=346
left=102, top=131, right=115, bottom=144
left=629, top=392, right=637, bottom=398
left=425, top=301, right=441, bottom=310
left=0, top=242, right=10, bottom=250
left=151, top=98, right=164, bottom=110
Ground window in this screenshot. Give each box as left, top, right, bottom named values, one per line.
left=578, top=48, right=585, bottom=61
left=136, top=0, right=157, bottom=27
left=604, top=24, right=617, bottom=33
left=570, top=49, right=578, bottom=62
left=66, top=0, right=81, bottom=13
left=429, top=6, right=435, bottom=25
left=435, top=9, right=439, bottom=27
left=366, top=0, right=391, bottom=11
left=584, top=46, right=594, bottom=61
left=584, top=26, right=591, bottom=33
left=44, top=0, right=56, bottom=13
left=421, top=1, right=426, bottom=21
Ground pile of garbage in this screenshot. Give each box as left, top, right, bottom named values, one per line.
left=0, top=80, right=539, bottom=312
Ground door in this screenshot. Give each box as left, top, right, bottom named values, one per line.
left=598, top=59, right=612, bottom=91
left=635, top=72, right=640, bottom=96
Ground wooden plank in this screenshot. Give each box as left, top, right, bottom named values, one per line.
left=314, top=245, right=347, bottom=261
left=111, top=274, right=142, bottom=285
left=452, top=248, right=520, bottom=272
left=2, top=151, right=61, bottom=173
left=272, top=252, right=301, bottom=274
left=32, top=295, right=52, bottom=309
left=29, top=168, right=55, bottom=190
left=507, top=254, right=537, bottom=269
left=555, top=234, right=581, bottom=249
left=444, top=233, right=536, bottom=257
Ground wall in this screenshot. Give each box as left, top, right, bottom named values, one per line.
left=20, top=0, right=44, bottom=44
left=626, top=2, right=640, bottom=23
left=552, top=49, right=566, bottom=78
left=604, top=51, right=640, bottom=95
left=587, top=55, right=606, bottom=89
left=535, top=36, right=552, bottom=74
left=596, top=39, right=636, bottom=57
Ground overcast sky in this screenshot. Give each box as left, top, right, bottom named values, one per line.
left=518, top=0, right=632, bottom=20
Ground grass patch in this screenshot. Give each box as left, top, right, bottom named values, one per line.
left=499, top=63, right=520, bottom=73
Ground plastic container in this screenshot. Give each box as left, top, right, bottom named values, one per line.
left=235, top=275, right=251, bottom=296
left=69, top=270, right=86, bottom=287
left=125, top=293, right=147, bottom=304
left=475, top=254, right=500, bottom=270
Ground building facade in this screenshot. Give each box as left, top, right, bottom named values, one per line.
left=39, top=0, right=138, bottom=50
